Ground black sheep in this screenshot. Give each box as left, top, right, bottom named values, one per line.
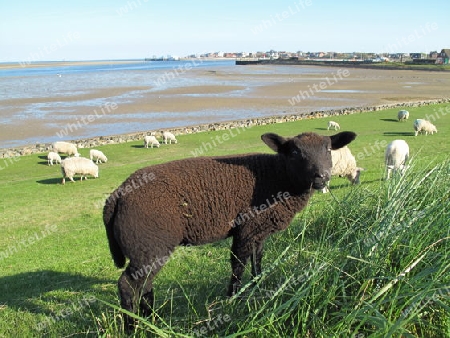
left=104, top=131, right=356, bottom=327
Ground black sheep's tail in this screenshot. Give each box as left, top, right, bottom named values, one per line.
left=103, top=192, right=126, bottom=268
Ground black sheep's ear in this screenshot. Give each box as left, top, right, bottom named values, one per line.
left=261, top=133, right=289, bottom=153
left=330, top=131, right=357, bottom=150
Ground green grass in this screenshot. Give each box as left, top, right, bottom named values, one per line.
left=0, top=103, right=449, bottom=337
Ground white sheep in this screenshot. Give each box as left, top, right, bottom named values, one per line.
left=60, top=157, right=99, bottom=184
left=397, top=110, right=409, bottom=122
left=47, top=151, right=61, bottom=165
left=53, top=141, right=80, bottom=157
left=161, top=131, right=178, bottom=144
left=327, top=121, right=340, bottom=130
left=144, top=135, right=160, bottom=148
left=413, top=119, right=437, bottom=136
left=90, top=149, right=108, bottom=163
left=385, top=140, right=409, bottom=179
left=322, top=146, right=364, bottom=193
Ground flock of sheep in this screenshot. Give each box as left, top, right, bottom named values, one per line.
left=47, top=131, right=178, bottom=184
left=48, top=111, right=437, bottom=188
left=324, top=109, right=438, bottom=191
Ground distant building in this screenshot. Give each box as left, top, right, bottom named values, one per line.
left=409, top=52, right=427, bottom=59
left=266, top=50, right=279, bottom=59
left=191, top=48, right=450, bottom=64
left=429, top=51, right=438, bottom=59
left=436, top=49, right=450, bottom=64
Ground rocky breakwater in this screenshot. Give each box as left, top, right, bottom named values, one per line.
left=1, top=98, right=449, bottom=159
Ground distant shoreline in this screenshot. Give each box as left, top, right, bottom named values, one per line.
left=235, top=58, right=450, bottom=71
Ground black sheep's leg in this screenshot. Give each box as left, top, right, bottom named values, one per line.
left=227, top=235, right=255, bottom=297
left=138, top=248, right=174, bottom=318
left=118, top=266, right=142, bottom=331
left=228, top=248, right=246, bottom=296
left=250, top=241, right=264, bottom=278
left=139, top=287, right=155, bottom=318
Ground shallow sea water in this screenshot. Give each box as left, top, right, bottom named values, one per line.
left=0, top=60, right=364, bottom=148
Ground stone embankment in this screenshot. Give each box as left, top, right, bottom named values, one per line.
left=1, top=98, right=449, bottom=158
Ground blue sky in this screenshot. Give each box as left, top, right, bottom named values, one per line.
left=1, top=0, right=449, bottom=62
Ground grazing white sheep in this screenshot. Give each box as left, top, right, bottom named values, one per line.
left=413, top=119, right=437, bottom=136
left=327, top=121, right=340, bottom=130
left=90, top=149, right=108, bottom=164
left=53, top=141, right=80, bottom=157
left=60, top=157, right=98, bottom=184
left=161, top=131, right=177, bottom=144
left=385, top=140, right=409, bottom=179
left=144, top=135, right=160, bottom=148
left=47, top=151, right=61, bottom=165
left=322, top=146, right=363, bottom=193
left=397, top=110, right=409, bottom=122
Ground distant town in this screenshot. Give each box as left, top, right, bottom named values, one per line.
left=147, top=48, right=450, bottom=65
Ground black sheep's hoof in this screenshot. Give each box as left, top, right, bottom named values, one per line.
left=123, top=314, right=138, bottom=334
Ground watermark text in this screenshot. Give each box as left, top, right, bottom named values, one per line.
left=288, top=68, right=350, bottom=106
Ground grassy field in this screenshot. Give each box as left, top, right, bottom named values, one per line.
left=0, top=103, right=449, bottom=337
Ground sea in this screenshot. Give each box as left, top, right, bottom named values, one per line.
left=0, top=59, right=335, bottom=148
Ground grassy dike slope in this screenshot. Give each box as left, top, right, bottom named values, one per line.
left=0, top=104, right=449, bottom=337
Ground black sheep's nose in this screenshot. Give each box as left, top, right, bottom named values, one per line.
left=316, top=171, right=330, bottom=182
left=311, top=172, right=329, bottom=190
left=314, top=173, right=325, bottom=184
